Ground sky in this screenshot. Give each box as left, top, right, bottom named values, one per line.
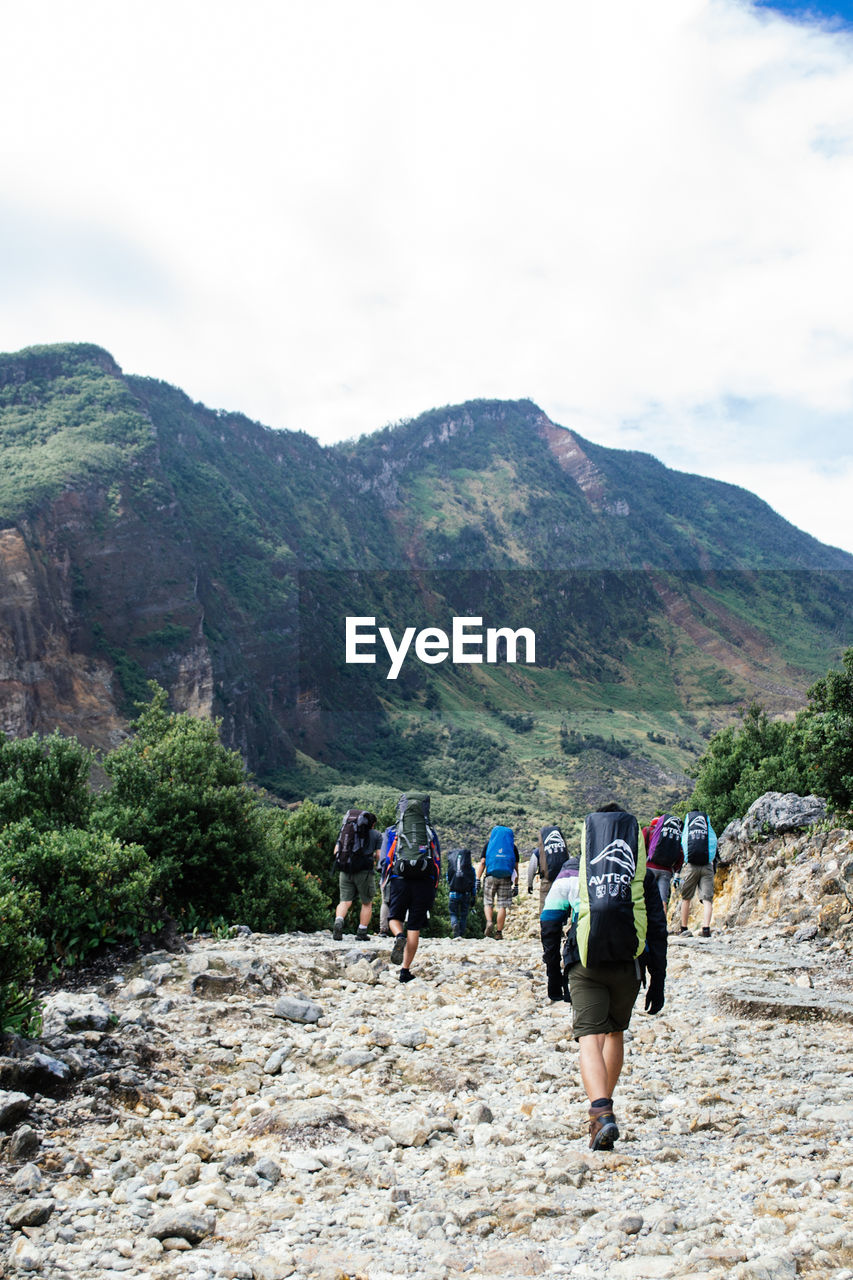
left=2, top=0, right=853, bottom=553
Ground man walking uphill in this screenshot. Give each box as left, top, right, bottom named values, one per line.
left=476, top=825, right=518, bottom=939
left=678, top=810, right=718, bottom=937
left=332, top=810, right=381, bottom=941
left=563, top=803, right=667, bottom=1150
left=387, top=792, right=440, bottom=983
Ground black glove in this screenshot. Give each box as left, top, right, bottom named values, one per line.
left=512, top=884, right=519, bottom=897
left=644, top=975, right=665, bottom=1015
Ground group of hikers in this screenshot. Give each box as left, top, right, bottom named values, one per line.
left=330, top=795, right=718, bottom=1150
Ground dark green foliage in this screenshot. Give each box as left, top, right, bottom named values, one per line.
left=273, top=798, right=342, bottom=907
left=0, top=731, right=94, bottom=831
left=793, top=647, right=853, bottom=811
left=688, top=703, right=803, bottom=832
left=689, top=649, right=853, bottom=828
left=0, top=885, right=44, bottom=1035
left=96, top=686, right=271, bottom=922
left=95, top=686, right=342, bottom=932
left=560, top=729, right=630, bottom=759
left=0, top=822, right=155, bottom=968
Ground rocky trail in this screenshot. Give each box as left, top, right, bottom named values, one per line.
left=1, top=895, right=853, bottom=1280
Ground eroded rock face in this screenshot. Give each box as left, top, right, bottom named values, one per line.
left=1, top=921, right=852, bottom=1279
left=715, top=793, right=853, bottom=939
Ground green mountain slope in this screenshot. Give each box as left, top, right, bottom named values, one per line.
left=1, top=343, right=851, bottom=838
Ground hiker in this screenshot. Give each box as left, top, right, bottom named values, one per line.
left=377, top=825, right=396, bottom=936
left=561, top=802, right=667, bottom=1150
left=446, top=847, right=477, bottom=937
left=644, top=813, right=684, bottom=909
left=678, top=810, right=718, bottom=937
left=476, top=825, right=518, bottom=939
left=387, top=792, right=441, bottom=982
left=527, top=824, right=570, bottom=912
left=332, top=809, right=382, bottom=942
left=539, top=851, right=580, bottom=1002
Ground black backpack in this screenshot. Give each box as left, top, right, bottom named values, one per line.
left=684, top=811, right=710, bottom=866
left=447, top=848, right=474, bottom=894
left=336, top=809, right=372, bottom=872
left=647, top=813, right=683, bottom=869
left=538, top=825, right=569, bottom=882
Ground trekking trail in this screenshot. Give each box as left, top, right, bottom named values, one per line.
left=1, top=914, right=852, bottom=1280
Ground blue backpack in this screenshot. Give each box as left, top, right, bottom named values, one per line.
left=484, top=826, right=516, bottom=879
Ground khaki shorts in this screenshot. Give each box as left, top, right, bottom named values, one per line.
left=482, top=875, right=513, bottom=909
left=339, top=868, right=375, bottom=906
left=568, top=961, right=642, bottom=1039
left=681, top=863, right=714, bottom=903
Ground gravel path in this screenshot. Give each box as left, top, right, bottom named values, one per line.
left=1, top=920, right=852, bottom=1280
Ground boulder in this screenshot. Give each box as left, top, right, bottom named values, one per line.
left=721, top=793, right=827, bottom=847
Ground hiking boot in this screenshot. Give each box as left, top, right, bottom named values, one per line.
left=494, top=929, right=503, bottom=940
left=398, top=968, right=415, bottom=983
left=390, top=934, right=406, bottom=966
left=701, top=926, right=712, bottom=938
left=484, top=922, right=494, bottom=937
left=588, top=1104, right=620, bottom=1151
left=356, top=926, right=370, bottom=941
left=332, top=918, right=344, bottom=942
left=677, top=926, right=691, bottom=935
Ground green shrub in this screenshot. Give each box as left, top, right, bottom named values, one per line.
left=229, top=847, right=330, bottom=934
left=0, top=822, right=156, bottom=968
left=96, top=685, right=269, bottom=920
left=0, top=886, right=44, bottom=1035
left=0, top=731, right=94, bottom=831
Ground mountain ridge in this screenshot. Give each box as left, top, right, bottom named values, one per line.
left=1, top=342, right=851, bottom=825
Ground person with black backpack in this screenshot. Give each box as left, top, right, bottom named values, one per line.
left=446, top=848, right=477, bottom=938
left=387, top=792, right=441, bottom=982
left=677, top=810, right=718, bottom=937
left=560, top=802, right=668, bottom=1151
left=527, top=824, right=570, bottom=911
left=644, top=813, right=684, bottom=909
left=332, top=809, right=382, bottom=942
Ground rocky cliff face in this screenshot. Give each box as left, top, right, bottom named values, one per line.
left=715, top=792, right=853, bottom=943
left=3, top=343, right=853, bottom=794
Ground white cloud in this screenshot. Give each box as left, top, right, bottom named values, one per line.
left=0, top=0, right=852, bottom=550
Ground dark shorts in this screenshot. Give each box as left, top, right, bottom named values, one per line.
left=568, top=961, right=642, bottom=1039
left=387, top=877, right=436, bottom=932
left=339, top=868, right=375, bottom=905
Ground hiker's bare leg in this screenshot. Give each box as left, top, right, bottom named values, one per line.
left=335, top=898, right=353, bottom=921
left=579, top=1032, right=624, bottom=1102
left=404, top=929, right=420, bottom=969
left=702, top=899, right=713, bottom=929
left=578, top=1034, right=609, bottom=1102
left=484, top=901, right=494, bottom=926
left=358, top=901, right=372, bottom=928
left=680, top=897, right=691, bottom=929
left=389, top=919, right=404, bottom=936
left=603, top=1032, right=624, bottom=1097
left=496, top=906, right=507, bottom=931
